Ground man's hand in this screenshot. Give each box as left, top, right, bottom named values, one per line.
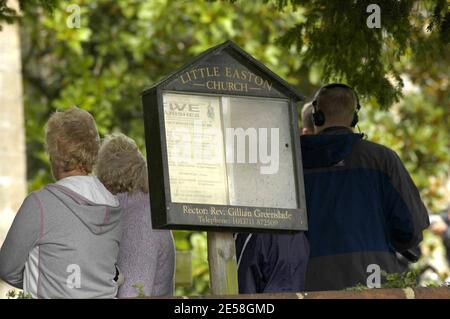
left=430, top=220, right=449, bottom=236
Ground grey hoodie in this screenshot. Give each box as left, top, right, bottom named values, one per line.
left=0, top=178, right=122, bottom=298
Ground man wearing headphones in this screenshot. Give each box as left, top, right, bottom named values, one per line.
left=301, top=83, right=429, bottom=291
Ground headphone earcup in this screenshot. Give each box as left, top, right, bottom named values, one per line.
left=350, top=112, right=359, bottom=127
left=312, top=109, right=325, bottom=126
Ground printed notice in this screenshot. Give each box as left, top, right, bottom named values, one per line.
left=163, top=93, right=228, bottom=205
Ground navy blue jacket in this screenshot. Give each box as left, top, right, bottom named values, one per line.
left=235, top=232, right=309, bottom=294
left=236, top=126, right=429, bottom=293
left=302, top=127, right=429, bottom=291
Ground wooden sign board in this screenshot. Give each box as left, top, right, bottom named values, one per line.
left=141, top=41, right=308, bottom=233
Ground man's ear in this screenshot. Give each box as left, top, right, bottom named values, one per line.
left=302, top=128, right=310, bottom=135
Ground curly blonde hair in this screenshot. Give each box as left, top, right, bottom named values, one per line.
left=95, top=134, right=148, bottom=195
left=45, top=107, right=100, bottom=173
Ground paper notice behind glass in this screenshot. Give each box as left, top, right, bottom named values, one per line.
left=223, top=97, right=298, bottom=209
left=163, top=93, right=228, bottom=205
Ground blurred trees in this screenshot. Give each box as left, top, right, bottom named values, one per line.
left=0, top=0, right=56, bottom=30
left=270, top=0, right=450, bottom=108
left=8, top=3, right=450, bottom=207
left=18, top=0, right=307, bottom=296
left=0, top=0, right=448, bottom=294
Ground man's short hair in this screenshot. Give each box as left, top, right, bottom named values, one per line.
left=301, top=102, right=314, bottom=133
left=315, top=86, right=357, bottom=125
left=45, top=107, right=100, bottom=173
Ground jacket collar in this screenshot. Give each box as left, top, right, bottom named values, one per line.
left=318, top=126, right=354, bottom=135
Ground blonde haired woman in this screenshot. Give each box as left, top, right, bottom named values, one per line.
left=0, top=107, right=122, bottom=298
left=96, top=134, right=175, bottom=297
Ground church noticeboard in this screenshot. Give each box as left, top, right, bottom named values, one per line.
left=141, top=41, right=308, bottom=232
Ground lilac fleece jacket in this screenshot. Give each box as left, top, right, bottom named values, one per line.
left=116, top=191, right=175, bottom=298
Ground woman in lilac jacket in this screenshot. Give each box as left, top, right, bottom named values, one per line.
left=95, top=134, right=175, bottom=297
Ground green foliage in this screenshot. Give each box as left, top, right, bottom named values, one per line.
left=21, top=0, right=306, bottom=188
left=361, top=94, right=450, bottom=210
left=7, top=0, right=450, bottom=295
left=20, top=1, right=308, bottom=296
left=415, top=230, right=450, bottom=286
left=345, top=284, right=368, bottom=292
left=424, top=281, right=443, bottom=288
left=347, top=270, right=419, bottom=290
left=382, top=270, right=419, bottom=289
left=131, top=283, right=147, bottom=298
left=6, top=289, right=32, bottom=299
left=269, top=0, right=449, bottom=109
left=360, top=41, right=450, bottom=210
left=0, top=0, right=17, bottom=27
left=0, top=0, right=56, bottom=30
left=175, top=232, right=210, bottom=296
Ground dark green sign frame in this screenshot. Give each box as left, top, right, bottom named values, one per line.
left=141, top=41, right=307, bottom=233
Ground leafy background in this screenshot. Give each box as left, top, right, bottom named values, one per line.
left=1, top=0, right=449, bottom=295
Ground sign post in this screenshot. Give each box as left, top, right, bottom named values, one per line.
left=141, top=41, right=307, bottom=295
left=207, top=232, right=239, bottom=295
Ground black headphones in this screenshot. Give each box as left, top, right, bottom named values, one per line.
left=311, top=83, right=361, bottom=127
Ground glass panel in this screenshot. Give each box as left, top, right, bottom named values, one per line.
left=223, top=96, right=298, bottom=209
left=163, top=93, right=228, bottom=205
left=162, top=92, right=298, bottom=209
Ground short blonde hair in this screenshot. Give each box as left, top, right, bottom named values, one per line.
left=95, top=134, right=148, bottom=195
left=45, top=107, right=100, bottom=173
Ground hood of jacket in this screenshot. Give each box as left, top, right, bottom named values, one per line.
left=300, top=126, right=363, bottom=169
left=45, top=182, right=121, bottom=235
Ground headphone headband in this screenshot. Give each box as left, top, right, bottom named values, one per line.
left=312, top=83, right=360, bottom=110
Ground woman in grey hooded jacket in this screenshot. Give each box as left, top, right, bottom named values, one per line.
left=0, top=107, right=122, bottom=298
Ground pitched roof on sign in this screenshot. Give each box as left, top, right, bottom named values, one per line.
left=141, top=40, right=304, bottom=102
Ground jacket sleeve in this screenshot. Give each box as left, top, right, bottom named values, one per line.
left=384, top=150, right=430, bottom=252
left=0, top=193, right=42, bottom=289
left=262, top=233, right=309, bottom=293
